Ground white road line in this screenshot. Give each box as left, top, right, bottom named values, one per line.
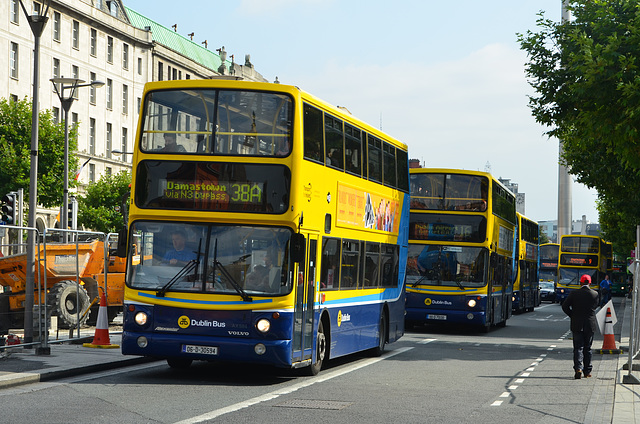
left=526, top=367, right=535, bottom=372
left=499, top=392, right=510, bottom=398
left=491, top=400, right=503, bottom=406
left=509, top=385, right=518, bottom=390
left=515, top=378, right=525, bottom=383
left=173, top=347, right=414, bottom=424
left=417, top=338, right=436, bottom=344
left=521, top=372, right=530, bottom=377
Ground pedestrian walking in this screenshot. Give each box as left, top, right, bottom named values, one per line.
left=600, top=274, right=611, bottom=306
left=561, top=274, right=599, bottom=379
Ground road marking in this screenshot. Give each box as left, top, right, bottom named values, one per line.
left=173, top=347, right=414, bottom=424
left=491, top=400, right=503, bottom=406
left=417, top=338, right=436, bottom=344
left=521, top=372, right=530, bottom=377
left=509, top=385, right=518, bottom=390
left=526, top=367, right=535, bottom=372
left=499, top=392, right=510, bottom=398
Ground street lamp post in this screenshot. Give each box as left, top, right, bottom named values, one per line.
left=18, top=0, right=50, bottom=352
left=50, top=78, right=104, bottom=241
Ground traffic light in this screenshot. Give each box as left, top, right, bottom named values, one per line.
left=1, top=193, right=16, bottom=225
left=68, top=197, right=78, bottom=230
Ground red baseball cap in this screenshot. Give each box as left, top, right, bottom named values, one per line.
left=580, top=274, right=591, bottom=284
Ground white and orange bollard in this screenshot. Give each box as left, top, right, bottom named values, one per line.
left=596, top=307, right=621, bottom=354
left=83, top=288, right=119, bottom=349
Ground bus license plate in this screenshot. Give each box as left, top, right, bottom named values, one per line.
left=427, top=314, right=447, bottom=321
left=182, top=345, right=218, bottom=355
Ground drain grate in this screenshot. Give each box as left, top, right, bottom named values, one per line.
left=274, top=399, right=353, bottom=410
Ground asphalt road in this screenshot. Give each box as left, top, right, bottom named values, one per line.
left=0, top=300, right=613, bottom=424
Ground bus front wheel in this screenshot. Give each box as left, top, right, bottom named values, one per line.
left=309, top=321, right=326, bottom=376
left=371, top=312, right=387, bottom=357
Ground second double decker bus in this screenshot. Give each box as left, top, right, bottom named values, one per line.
left=557, top=235, right=605, bottom=303
left=539, top=242, right=559, bottom=302
left=119, top=79, right=410, bottom=375
left=512, top=213, right=539, bottom=313
left=406, top=169, right=517, bottom=332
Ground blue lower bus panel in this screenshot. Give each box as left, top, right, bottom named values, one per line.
left=405, top=291, right=488, bottom=326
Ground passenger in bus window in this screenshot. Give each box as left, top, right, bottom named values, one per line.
left=163, top=229, right=196, bottom=266
left=160, top=133, right=186, bottom=152
left=245, top=265, right=268, bottom=290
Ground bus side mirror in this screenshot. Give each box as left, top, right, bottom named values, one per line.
left=115, top=226, right=128, bottom=258
left=291, top=233, right=305, bottom=263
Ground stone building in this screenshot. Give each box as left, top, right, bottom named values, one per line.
left=1, top=0, right=265, bottom=231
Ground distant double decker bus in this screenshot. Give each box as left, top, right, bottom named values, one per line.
left=119, top=79, right=410, bottom=375
left=557, top=235, right=606, bottom=303
left=406, top=169, right=516, bottom=332
left=539, top=243, right=559, bottom=284
left=512, top=213, right=539, bottom=313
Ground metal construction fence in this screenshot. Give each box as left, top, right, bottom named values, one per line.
left=623, top=226, right=640, bottom=384
left=0, top=226, right=119, bottom=354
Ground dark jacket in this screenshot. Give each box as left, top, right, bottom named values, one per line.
left=562, top=285, right=599, bottom=333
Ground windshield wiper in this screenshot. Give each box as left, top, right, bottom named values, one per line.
left=156, top=239, right=203, bottom=297
left=211, top=239, right=252, bottom=302
left=411, top=274, right=428, bottom=287
left=156, top=260, right=198, bottom=297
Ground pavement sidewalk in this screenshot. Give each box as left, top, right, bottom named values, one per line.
left=0, top=301, right=638, bottom=422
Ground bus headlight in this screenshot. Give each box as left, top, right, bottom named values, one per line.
left=467, top=299, right=477, bottom=308
left=256, top=318, right=271, bottom=333
left=135, top=311, right=148, bottom=326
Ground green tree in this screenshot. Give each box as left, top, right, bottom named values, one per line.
left=518, top=1, right=640, bottom=255
left=77, top=171, right=131, bottom=233
left=0, top=97, right=79, bottom=208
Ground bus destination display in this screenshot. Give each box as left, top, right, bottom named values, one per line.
left=559, top=253, right=598, bottom=267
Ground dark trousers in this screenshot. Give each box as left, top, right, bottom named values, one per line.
left=572, top=330, right=594, bottom=373
left=601, top=290, right=611, bottom=306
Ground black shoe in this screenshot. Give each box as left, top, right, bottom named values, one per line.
left=574, top=370, right=582, bottom=379
left=584, top=373, right=592, bottom=378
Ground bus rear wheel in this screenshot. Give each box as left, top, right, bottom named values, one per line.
left=371, top=312, right=387, bottom=357
left=309, top=320, right=326, bottom=376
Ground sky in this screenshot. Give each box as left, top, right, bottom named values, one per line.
left=124, top=0, right=599, bottom=224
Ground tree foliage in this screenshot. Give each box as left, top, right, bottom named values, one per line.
left=0, top=97, right=78, bottom=208
left=518, top=0, right=640, bottom=255
left=77, top=171, right=131, bottom=233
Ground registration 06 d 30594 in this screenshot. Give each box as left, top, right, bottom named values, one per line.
left=182, top=345, right=219, bottom=355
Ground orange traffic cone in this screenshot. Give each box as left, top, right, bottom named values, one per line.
left=83, top=288, right=119, bottom=349
left=596, top=307, right=621, bottom=354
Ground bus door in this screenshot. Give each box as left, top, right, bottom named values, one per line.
left=292, top=235, right=317, bottom=364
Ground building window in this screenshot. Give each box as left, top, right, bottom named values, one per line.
left=122, top=43, right=129, bottom=70
left=90, top=72, right=97, bottom=104
left=106, top=79, right=112, bottom=109
left=158, top=61, right=163, bottom=81
left=122, top=84, right=128, bottom=115
left=137, top=57, right=142, bottom=75
left=10, top=94, right=18, bottom=103
left=72, top=65, right=79, bottom=99
left=106, top=123, right=112, bottom=159
left=89, top=118, right=96, bottom=155
left=11, top=0, right=19, bottom=24
left=121, top=128, right=128, bottom=162
left=52, top=107, right=59, bottom=124
left=52, top=58, right=60, bottom=92
left=52, top=11, right=60, bottom=41
left=137, top=97, right=141, bottom=113
left=107, top=36, right=113, bottom=63
left=89, top=163, right=95, bottom=183
left=32, top=2, right=40, bottom=14
left=90, top=28, right=97, bottom=56
left=72, top=112, right=78, bottom=128
left=72, top=20, right=79, bottom=50
left=10, top=42, right=18, bottom=79
left=105, top=167, right=112, bottom=177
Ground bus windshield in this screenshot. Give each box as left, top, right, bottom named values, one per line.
left=410, top=173, right=488, bottom=211
left=406, top=244, right=488, bottom=288
left=559, top=268, right=596, bottom=286
left=539, top=270, right=557, bottom=281
left=140, top=88, right=293, bottom=156
left=128, top=221, right=293, bottom=296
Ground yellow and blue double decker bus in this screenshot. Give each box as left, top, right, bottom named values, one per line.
left=539, top=243, right=559, bottom=284
left=512, top=213, right=539, bottom=313
left=119, top=79, right=410, bottom=375
left=557, top=235, right=606, bottom=303
left=406, top=169, right=516, bottom=332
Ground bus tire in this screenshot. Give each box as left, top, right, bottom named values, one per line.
left=371, top=312, right=387, bottom=357
left=49, top=281, right=90, bottom=328
left=309, top=320, right=326, bottom=376
left=167, top=358, right=192, bottom=369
